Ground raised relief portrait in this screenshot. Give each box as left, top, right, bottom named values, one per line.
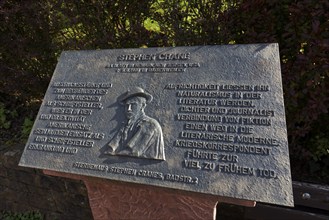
left=104, top=87, right=165, bottom=160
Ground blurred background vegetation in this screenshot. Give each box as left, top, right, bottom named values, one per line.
left=0, top=0, right=328, bottom=183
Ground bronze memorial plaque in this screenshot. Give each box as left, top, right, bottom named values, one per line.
left=19, top=44, right=294, bottom=206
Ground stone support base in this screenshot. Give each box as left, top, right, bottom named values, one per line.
left=43, top=170, right=255, bottom=220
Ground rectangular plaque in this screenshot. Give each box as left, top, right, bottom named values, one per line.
left=19, top=44, right=294, bottom=206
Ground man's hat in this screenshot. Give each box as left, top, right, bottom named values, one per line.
left=119, top=87, right=153, bottom=104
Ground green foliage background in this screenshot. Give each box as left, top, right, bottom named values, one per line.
left=0, top=210, right=43, bottom=220
left=0, top=0, right=328, bottom=183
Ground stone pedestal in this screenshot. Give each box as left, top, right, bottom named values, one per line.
left=44, top=170, right=256, bottom=220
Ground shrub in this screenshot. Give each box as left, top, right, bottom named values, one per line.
left=0, top=210, right=43, bottom=220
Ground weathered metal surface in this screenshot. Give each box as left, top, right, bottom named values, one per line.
left=19, top=44, right=294, bottom=206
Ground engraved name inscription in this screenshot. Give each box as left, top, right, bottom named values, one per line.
left=72, top=162, right=199, bottom=184
left=106, top=52, right=200, bottom=73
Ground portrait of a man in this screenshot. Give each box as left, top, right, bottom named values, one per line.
left=104, top=87, right=165, bottom=160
